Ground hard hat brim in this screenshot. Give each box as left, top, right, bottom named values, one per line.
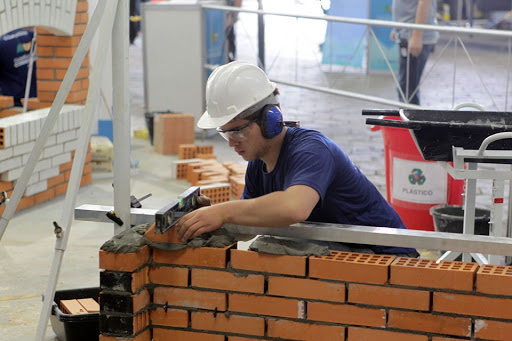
left=196, top=109, right=239, bottom=129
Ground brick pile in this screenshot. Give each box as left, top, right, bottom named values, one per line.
left=173, top=146, right=247, bottom=203
left=99, top=223, right=512, bottom=340
left=0, top=105, right=92, bottom=214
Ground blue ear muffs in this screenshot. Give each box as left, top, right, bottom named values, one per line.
left=259, top=105, right=283, bottom=139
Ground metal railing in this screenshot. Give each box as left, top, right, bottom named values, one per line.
left=202, top=3, right=512, bottom=111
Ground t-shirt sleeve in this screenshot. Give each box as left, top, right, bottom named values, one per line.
left=283, top=140, right=336, bottom=202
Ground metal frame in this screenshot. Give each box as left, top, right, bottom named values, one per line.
left=440, top=133, right=512, bottom=265
left=202, top=4, right=512, bottom=110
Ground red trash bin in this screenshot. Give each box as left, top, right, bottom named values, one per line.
left=373, top=116, right=464, bottom=231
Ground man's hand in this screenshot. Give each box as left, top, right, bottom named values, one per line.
left=176, top=205, right=224, bottom=242
left=409, top=34, right=423, bottom=57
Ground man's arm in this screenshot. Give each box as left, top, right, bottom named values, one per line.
left=409, top=0, right=432, bottom=56
left=176, top=184, right=319, bottom=242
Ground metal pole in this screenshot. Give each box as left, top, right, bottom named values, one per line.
left=112, top=0, right=131, bottom=235
left=23, top=30, right=37, bottom=113
left=257, top=0, right=265, bottom=70
left=34, top=1, right=116, bottom=339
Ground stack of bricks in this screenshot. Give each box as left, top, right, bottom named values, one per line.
left=35, top=0, right=90, bottom=107
left=177, top=144, right=215, bottom=160
left=174, top=146, right=247, bottom=202
left=224, top=161, right=246, bottom=199
left=0, top=96, right=22, bottom=119
left=153, top=114, right=195, bottom=155
left=0, top=105, right=92, bottom=214
left=99, top=224, right=512, bottom=340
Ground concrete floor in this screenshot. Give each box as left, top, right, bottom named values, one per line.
left=2, top=5, right=512, bottom=339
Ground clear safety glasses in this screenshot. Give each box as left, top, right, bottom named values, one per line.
left=216, top=119, right=257, bottom=141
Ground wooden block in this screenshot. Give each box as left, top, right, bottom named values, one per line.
left=78, top=298, right=100, bottom=313
left=60, top=299, right=88, bottom=314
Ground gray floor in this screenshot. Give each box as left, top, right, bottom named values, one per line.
left=2, top=11, right=512, bottom=340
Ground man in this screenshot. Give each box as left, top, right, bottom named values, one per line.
left=0, top=28, right=37, bottom=107
left=391, top=0, right=439, bottom=105
left=176, top=61, right=417, bottom=256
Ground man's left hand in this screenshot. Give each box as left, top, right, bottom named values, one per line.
left=175, top=205, right=224, bottom=242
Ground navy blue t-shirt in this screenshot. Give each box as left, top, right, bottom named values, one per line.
left=0, top=29, right=37, bottom=106
left=242, top=127, right=416, bottom=255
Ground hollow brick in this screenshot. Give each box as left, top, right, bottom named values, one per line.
left=99, top=245, right=150, bottom=272
left=476, top=264, right=512, bottom=296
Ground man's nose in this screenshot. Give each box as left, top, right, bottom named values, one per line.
left=228, top=137, right=239, bottom=147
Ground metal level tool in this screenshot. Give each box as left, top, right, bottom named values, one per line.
left=155, top=186, right=200, bottom=234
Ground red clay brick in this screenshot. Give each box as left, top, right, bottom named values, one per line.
left=474, top=319, right=512, bottom=341
left=230, top=249, right=306, bottom=276
left=348, top=283, right=430, bottom=311
left=153, top=329, right=224, bottom=341
left=433, top=292, right=512, bottom=319
left=36, top=35, right=82, bottom=47
left=268, top=276, right=345, bottom=303
left=154, top=287, right=227, bottom=311
left=80, top=173, right=92, bottom=186
left=35, top=188, right=56, bottom=204
left=388, top=310, right=471, bottom=337
left=390, top=258, right=477, bottom=291
left=144, top=222, right=184, bottom=244
left=75, top=12, right=89, bottom=24
left=228, top=337, right=269, bottom=341
left=191, top=311, right=265, bottom=336
left=47, top=174, right=65, bottom=188
left=150, top=308, right=188, bottom=328
left=308, top=302, right=386, bottom=327
left=229, top=293, right=305, bottom=319
left=268, top=319, right=345, bottom=340
left=348, top=326, right=428, bottom=341
left=153, top=244, right=232, bottom=268
left=76, top=0, right=88, bottom=12
left=309, top=251, right=394, bottom=284
left=55, top=183, right=68, bottom=196
left=192, top=268, right=264, bottom=294
left=100, top=328, right=151, bottom=341
left=149, top=266, right=188, bottom=287
left=60, top=161, right=73, bottom=172
left=0, top=108, right=21, bottom=118
left=476, top=264, right=512, bottom=296
left=0, top=96, right=14, bottom=108
left=431, top=338, right=464, bottom=341
left=36, top=46, right=55, bottom=57
left=99, top=245, right=150, bottom=272
left=0, top=181, right=13, bottom=192
left=17, top=196, right=35, bottom=211
left=56, top=67, right=89, bottom=80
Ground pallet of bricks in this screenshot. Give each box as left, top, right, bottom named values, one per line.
left=174, top=144, right=246, bottom=205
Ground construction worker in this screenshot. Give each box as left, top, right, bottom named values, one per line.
left=177, top=61, right=418, bottom=256
left=0, top=28, right=37, bottom=107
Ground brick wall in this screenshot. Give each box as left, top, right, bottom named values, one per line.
left=0, top=0, right=91, bottom=213
left=34, top=0, right=89, bottom=107
left=99, top=224, right=512, bottom=341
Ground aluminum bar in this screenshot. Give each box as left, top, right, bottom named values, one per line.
left=74, top=204, right=512, bottom=257
left=112, top=0, right=131, bottom=235
left=75, top=204, right=157, bottom=226
left=223, top=222, right=512, bottom=257
left=201, top=4, right=512, bottom=38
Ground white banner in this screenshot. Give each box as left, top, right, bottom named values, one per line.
left=392, top=158, right=447, bottom=204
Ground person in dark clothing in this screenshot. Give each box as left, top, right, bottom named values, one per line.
left=0, top=28, right=37, bottom=107
left=176, top=61, right=418, bottom=257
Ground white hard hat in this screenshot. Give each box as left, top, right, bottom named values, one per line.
left=197, top=61, right=277, bottom=129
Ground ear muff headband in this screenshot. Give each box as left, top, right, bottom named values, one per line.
left=259, top=105, right=283, bottom=139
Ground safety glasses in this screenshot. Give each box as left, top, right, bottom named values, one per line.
left=216, top=119, right=257, bottom=141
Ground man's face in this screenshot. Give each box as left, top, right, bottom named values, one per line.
left=217, top=118, right=267, bottom=161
